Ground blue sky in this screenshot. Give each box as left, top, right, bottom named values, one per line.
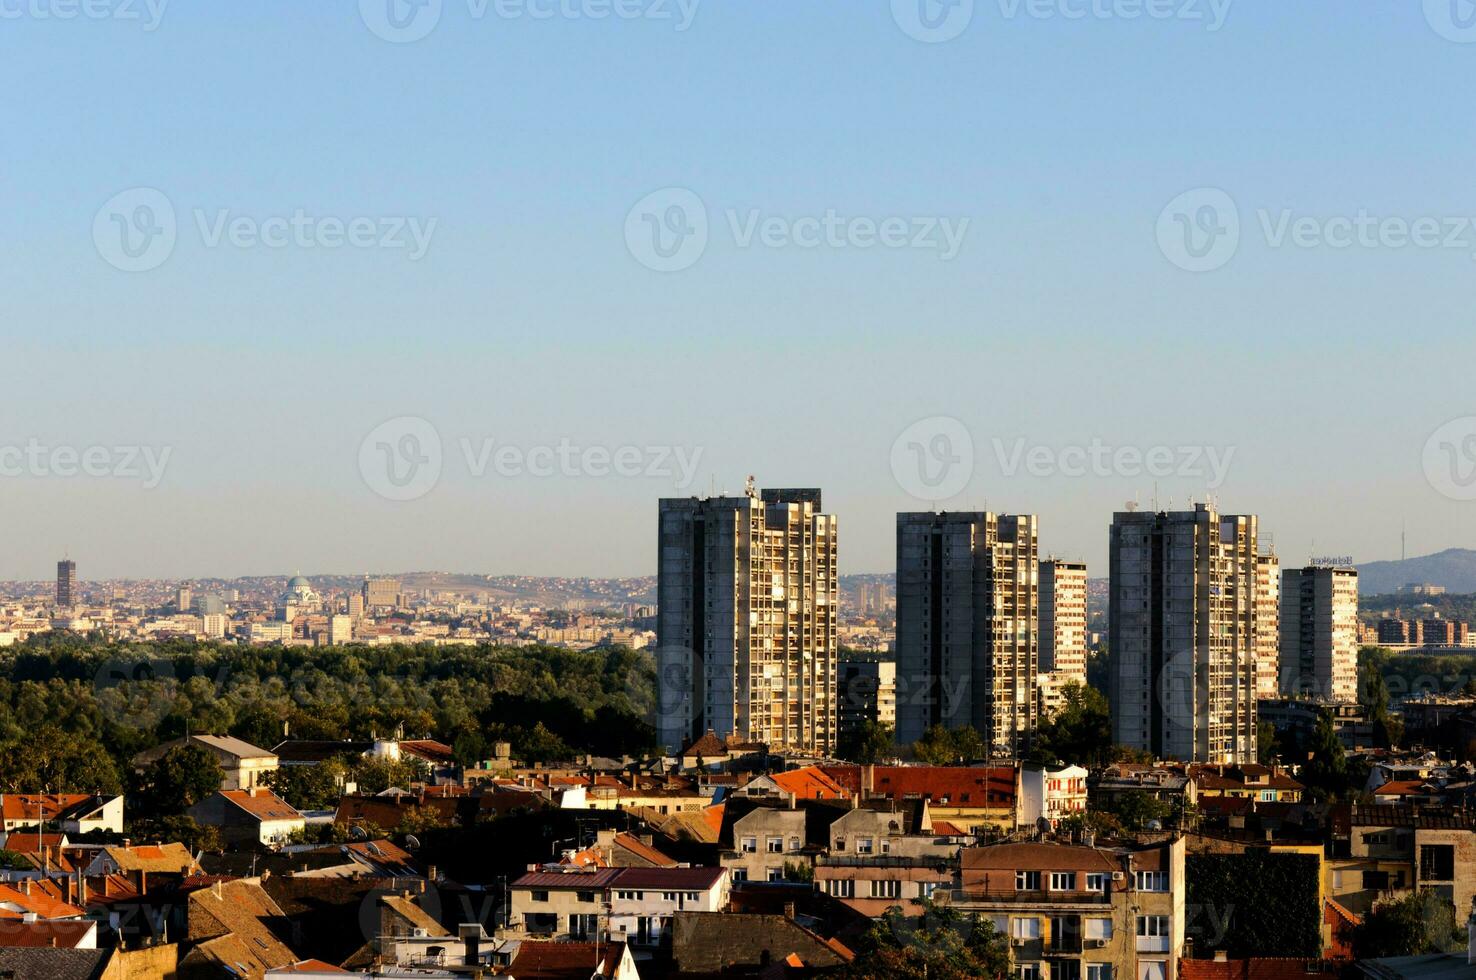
left=4, top=1, right=1476, bottom=580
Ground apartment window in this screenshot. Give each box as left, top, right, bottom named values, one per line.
left=1012, top=917, right=1042, bottom=940
left=1049, top=872, right=1077, bottom=891
left=767, top=837, right=784, bottom=853
left=919, top=881, right=938, bottom=899
left=741, top=837, right=757, bottom=853
left=1018, top=965, right=1041, bottom=980
left=827, top=879, right=855, bottom=898
left=1134, top=871, right=1168, bottom=892
left=731, top=870, right=748, bottom=883
left=1363, top=870, right=1390, bottom=890
left=767, top=869, right=784, bottom=881
left=857, top=837, right=875, bottom=855
left=1420, top=844, right=1455, bottom=881
left=1016, top=871, right=1042, bottom=890
left=834, top=838, right=846, bottom=850
left=1087, top=964, right=1112, bottom=980
left=881, top=838, right=893, bottom=854
left=1085, top=873, right=1107, bottom=892
left=1137, top=915, right=1169, bottom=937
left=789, top=836, right=802, bottom=851
left=870, top=879, right=902, bottom=899
left=531, top=890, right=549, bottom=903
left=576, top=891, right=596, bottom=903
left=616, top=890, right=639, bottom=900
left=662, top=892, right=678, bottom=902
left=1054, top=960, right=1083, bottom=980
left=686, top=892, right=700, bottom=901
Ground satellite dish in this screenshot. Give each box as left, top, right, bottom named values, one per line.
left=404, top=835, right=421, bottom=850
left=351, top=825, right=368, bottom=840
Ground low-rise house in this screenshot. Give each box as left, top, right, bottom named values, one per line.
left=189, top=788, right=305, bottom=847
left=735, top=767, right=850, bottom=802
left=1091, top=764, right=1196, bottom=812
left=83, top=841, right=197, bottom=879
left=670, top=911, right=854, bottom=975
left=0, top=794, right=123, bottom=835
left=821, top=765, right=1017, bottom=834
left=947, top=837, right=1187, bottom=980
left=1188, top=764, right=1304, bottom=804
left=133, top=734, right=279, bottom=791
left=562, top=830, right=678, bottom=869
left=1327, top=805, right=1476, bottom=918
left=1019, top=764, right=1090, bottom=829
left=509, top=865, right=730, bottom=951
left=181, top=878, right=300, bottom=978
left=0, top=917, right=97, bottom=948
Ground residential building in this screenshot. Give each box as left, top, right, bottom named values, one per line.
left=1327, top=805, right=1476, bottom=918
left=1257, top=700, right=1374, bottom=752
left=327, top=614, right=353, bottom=645
left=363, top=577, right=401, bottom=611
left=821, top=764, right=1017, bottom=835
left=1089, top=764, right=1196, bottom=812
left=1041, top=559, right=1088, bottom=688
left=83, top=841, right=197, bottom=877
left=188, top=788, right=305, bottom=847
left=1279, top=566, right=1359, bottom=701
left=1254, top=553, right=1280, bottom=699
left=657, top=486, right=838, bottom=755
left=949, top=838, right=1187, bottom=980
left=55, top=560, right=76, bottom=608
left=1018, top=764, right=1089, bottom=830
left=509, top=865, right=729, bottom=949
left=895, top=511, right=1039, bottom=757
left=176, top=586, right=192, bottom=612
left=0, top=794, right=123, bottom=835
left=1376, top=619, right=1422, bottom=646
left=671, top=912, right=854, bottom=976
left=1421, top=618, right=1470, bottom=646
left=1109, top=505, right=1260, bottom=764
left=132, top=734, right=279, bottom=791
left=838, top=659, right=896, bottom=745
left=1187, top=764, right=1304, bottom=804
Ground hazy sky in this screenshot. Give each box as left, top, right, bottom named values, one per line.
left=5, top=1, right=1476, bottom=581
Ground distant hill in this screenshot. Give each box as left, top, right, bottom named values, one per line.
left=1356, top=548, right=1476, bottom=595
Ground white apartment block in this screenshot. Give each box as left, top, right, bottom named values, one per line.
left=1279, top=566, right=1359, bottom=702
left=657, top=487, right=838, bottom=754
left=1254, top=553, right=1280, bottom=700
left=1040, top=559, right=1088, bottom=697
left=1109, top=504, right=1259, bottom=764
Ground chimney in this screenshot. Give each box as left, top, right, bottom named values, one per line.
left=863, top=764, right=875, bottom=796
left=1214, top=951, right=1228, bottom=963
left=460, top=923, right=483, bottom=966
left=783, top=902, right=796, bottom=920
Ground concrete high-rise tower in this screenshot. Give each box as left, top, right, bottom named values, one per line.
left=895, top=511, right=1039, bottom=758
left=657, top=485, right=838, bottom=754
left=1279, top=565, right=1359, bottom=702
left=1254, top=553, right=1281, bottom=699
left=56, top=559, right=76, bottom=608
left=1109, top=504, right=1260, bottom=764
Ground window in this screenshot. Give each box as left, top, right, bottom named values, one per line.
left=576, top=891, right=596, bottom=903
left=919, top=881, right=938, bottom=899
left=789, top=836, right=802, bottom=851
left=1085, top=873, right=1107, bottom=892
left=662, top=892, right=678, bottom=902
left=731, top=869, right=748, bottom=883
left=1420, top=844, right=1456, bottom=881
left=767, top=868, right=784, bottom=881
left=1084, top=918, right=1113, bottom=941
left=741, top=836, right=757, bottom=853
left=1087, top=965, right=1112, bottom=980
left=1137, top=915, right=1169, bottom=937
left=827, top=879, right=855, bottom=898
left=686, top=892, right=700, bottom=901
left=1018, top=965, right=1041, bottom=980
left=870, top=879, right=901, bottom=898
left=857, top=837, right=874, bottom=855
left=1054, top=960, right=1082, bottom=980
left=767, top=837, right=784, bottom=853
left=1016, top=871, right=1042, bottom=890
left=1134, top=871, right=1168, bottom=892
left=1363, top=870, right=1390, bottom=890
left=1012, top=917, right=1041, bottom=940
left=834, top=838, right=846, bottom=850
left=615, top=890, right=639, bottom=900
left=531, top=890, right=549, bottom=903
left=1049, top=872, right=1077, bottom=891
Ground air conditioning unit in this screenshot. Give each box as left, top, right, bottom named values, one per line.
left=1088, top=938, right=1108, bottom=948
left=1111, top=871, right=1125, bottom=881
left=1011, top=938, right=1028, bottom=948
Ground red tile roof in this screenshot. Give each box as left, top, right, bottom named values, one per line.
left=0, top=794, right=93, bottom=823
left=769, top=768, right=848, bottom=800
left=221, top=789, right=301, bottom=822
left=0, top=919, right=94, bottom=948
left=822, top=766, right=1016, bottom=806
left=1178, top=958, right=1328, bottom=980
left=508, top=940, right=625, bottom=978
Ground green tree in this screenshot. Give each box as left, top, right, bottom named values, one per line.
left=262, top=757, right=349, bottom=810
left=1030, top=683, right=1115, bottom=766
left=1300, top=709, right=1351, bottom=800
left=1105, top=790, right=1172, bottom=830
left=838, top=722, right=894, bottom=764
left=128, top=814, right=221, bottom=853
left=843, top=900, right=1009, bottom=980
left=137, top=745, right=224, bottom=814
left=911, top=725, right=986, bottom=764
left=1354, top=891, right=1464, bottom=958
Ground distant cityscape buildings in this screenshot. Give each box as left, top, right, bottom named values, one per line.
left=55, top=558, right=76, bottom=608
left=656, top=485, right=839, bottom=756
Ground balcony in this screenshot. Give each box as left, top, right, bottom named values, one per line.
left=943, top=888, right=1111, bottom=906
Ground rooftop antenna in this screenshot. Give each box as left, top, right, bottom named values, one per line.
left=745, top=475, right=757, bottom=499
